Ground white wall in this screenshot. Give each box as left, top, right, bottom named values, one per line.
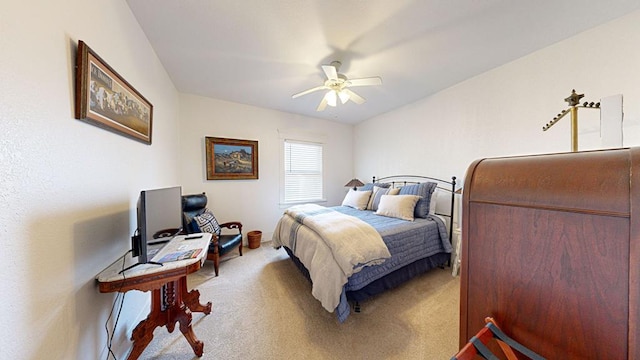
left=179, top=94, right=354, bottom=241
left=355, top=10, right=640, bottom=187
left=0, top=1, right=179, bottom=359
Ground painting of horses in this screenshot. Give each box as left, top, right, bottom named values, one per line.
left=75, top=41, right=153, bottom=144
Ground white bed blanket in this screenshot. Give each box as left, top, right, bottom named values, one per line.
left=286, top=204, right=390, bottom=274
left=272, top=204, right=390, bottom=313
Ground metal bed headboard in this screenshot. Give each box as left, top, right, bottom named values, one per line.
left=372, top=175, right=457, bottom=245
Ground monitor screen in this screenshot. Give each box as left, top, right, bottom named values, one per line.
left=143, top=186, right=182, bottom=244
left=134, top=186, right=183, bottom=264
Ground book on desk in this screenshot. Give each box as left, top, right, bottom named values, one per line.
left=157, top=248, right=203, bottom=263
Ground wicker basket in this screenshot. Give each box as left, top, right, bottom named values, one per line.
left=247, top=230, right=262, bottom=249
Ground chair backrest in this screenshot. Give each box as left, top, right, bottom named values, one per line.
left=182, top=192, right=207, bottom=233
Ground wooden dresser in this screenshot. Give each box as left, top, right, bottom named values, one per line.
left=459, top=148, right=640, bottom=359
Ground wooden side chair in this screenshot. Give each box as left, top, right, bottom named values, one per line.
left=452, top=317, right=546, bottom=360
left=182, top=192, right=243, bottom=276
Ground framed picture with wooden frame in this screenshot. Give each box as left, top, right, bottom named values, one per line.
left=74, top=40, right=153, bottom=145
left=205, top=137, right=259, bottom=180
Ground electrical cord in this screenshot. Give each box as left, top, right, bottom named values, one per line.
left=105, top=249, right=131, bottom=360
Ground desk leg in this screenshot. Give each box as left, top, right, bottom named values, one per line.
left=176, top=311, right=204, bottom=357
left=127, top=289, right=164, bottom=360
left=127, top=278, right=209, bottom=359
left=172, top=277, right=205, bottom=357
left=180, top=277, right=212, bottom=314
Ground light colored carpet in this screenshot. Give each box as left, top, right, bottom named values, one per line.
left=139, top=243, right=460, bottom=359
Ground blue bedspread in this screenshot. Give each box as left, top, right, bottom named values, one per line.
left=331, top=206, right=453, bottom=322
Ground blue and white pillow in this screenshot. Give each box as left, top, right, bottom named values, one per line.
left=367, top=186, right=400, bottom=211
left=192, top=208, right=221, bottom=235
left=398, top=182, right=437, bottom=218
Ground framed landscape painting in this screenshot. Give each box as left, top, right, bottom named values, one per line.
left=205, top=137, right=258, bottom=180
left=75, top=40, right=153, bottom=144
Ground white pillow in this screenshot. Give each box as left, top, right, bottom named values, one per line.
left=376, top=194, right=421, bottom=221
left=342, top=189, right=372, bottom=210
left=429, top=189, right=439, bottom=215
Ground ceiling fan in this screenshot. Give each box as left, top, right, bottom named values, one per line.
left=292, top=61, right=382, bottom=111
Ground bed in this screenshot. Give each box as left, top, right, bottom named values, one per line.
left=272, top=175, right=457, bottom=322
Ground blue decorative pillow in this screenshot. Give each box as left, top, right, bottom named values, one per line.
left=360, top=182, right=391, bottom=191
left=192, top=208, right=221, bottom=235
left=398, top=182, right=437, bottom=218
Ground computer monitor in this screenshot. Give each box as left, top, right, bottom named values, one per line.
left=131, top=186, right=183, bottom=264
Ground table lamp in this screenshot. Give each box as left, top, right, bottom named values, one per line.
left=345, top=178, right=364, bottom=190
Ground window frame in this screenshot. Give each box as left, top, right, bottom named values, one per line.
left=279, top=131, right=326, bottom=206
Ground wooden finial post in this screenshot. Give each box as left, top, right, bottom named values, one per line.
left=543, top=89, right=599, bottom=153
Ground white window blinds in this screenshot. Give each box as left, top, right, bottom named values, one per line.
left=284, top=140, right=323, bottom=203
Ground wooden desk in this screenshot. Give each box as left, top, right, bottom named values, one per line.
left=97, top=234, right=212, bottom=359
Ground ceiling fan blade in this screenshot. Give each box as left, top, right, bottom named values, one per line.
left=346, top=76, right=382, bottom=87
left=343, top=89, right=365, bottom=104
left=316, top=97, right=328, bottom=111
left=292, top=85, right=328, bottom=99
left=322, top=65, right=338, bottom=80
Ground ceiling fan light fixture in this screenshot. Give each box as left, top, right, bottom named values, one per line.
left=292, top=61, right=381, bottom=111
left=325, top=90, right=337, bottom=107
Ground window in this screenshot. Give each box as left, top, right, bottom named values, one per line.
left=283, top=139, right=324, bottom=203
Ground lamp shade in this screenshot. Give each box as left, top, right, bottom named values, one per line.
left=345, top=178, right=364, bottom=190
left=324, top=90, right=337, bottom=107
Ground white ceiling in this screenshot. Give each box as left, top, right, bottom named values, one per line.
left=126, top=0, right=640, bottom=125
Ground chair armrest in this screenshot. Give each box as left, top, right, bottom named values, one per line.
left=220, top=221, right=242, bottom=232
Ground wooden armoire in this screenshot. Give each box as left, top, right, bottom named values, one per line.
left=460, top=148, right=640, bottom=359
